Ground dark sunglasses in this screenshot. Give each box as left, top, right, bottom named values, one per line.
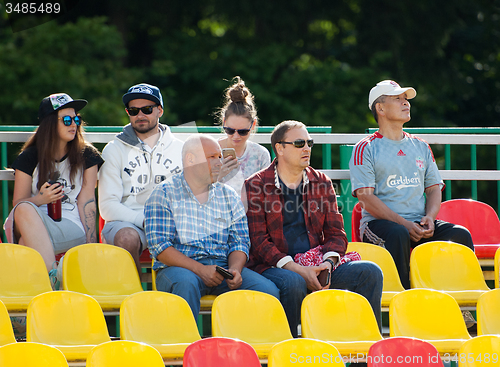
left=126, top=105, right=157, bottom=116
left=279, top=139, right=314, bottom=148
left=59, top=115, right=81, bottom=126
left=223, top=126, right=251, bottom=136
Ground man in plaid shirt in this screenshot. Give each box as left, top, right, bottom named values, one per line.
left=145, top=134, right=279, bottom=318
left=245, top=121, right=383, bottom=338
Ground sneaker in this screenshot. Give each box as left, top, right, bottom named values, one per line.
left=49, top=268, right=60, bottom=290
left=10, top=316, right=26, bottom=339
left=462, top=310, right=476, bottom=329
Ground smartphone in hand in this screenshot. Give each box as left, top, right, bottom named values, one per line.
left=216, top=265, right=234, bottom=280
left=222, top=148, right=237, bottom=160
left=317, top=268, right=331, bottom=287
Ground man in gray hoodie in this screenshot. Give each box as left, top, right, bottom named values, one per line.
left=98, top=83, right=184, bottom=271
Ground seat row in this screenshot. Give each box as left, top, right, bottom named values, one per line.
left=1, top=287, right=500, bottom=364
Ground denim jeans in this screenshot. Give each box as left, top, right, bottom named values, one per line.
left=155, top=257, right=280, bottom=318
left=262, top=260, right=383, bottom=337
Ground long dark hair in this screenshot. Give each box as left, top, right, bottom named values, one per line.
left=21, top=111, right=89, bottom=191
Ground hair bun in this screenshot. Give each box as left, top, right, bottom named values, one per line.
left=228, top=82, right=248, bottom=103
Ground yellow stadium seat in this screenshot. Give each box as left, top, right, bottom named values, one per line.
left=347, top=242, right=405, bottom=308
left=0, top=342, right=68, bottom=367
left=268, top=338, right=345, bottom=367
left=26, top=290, right=111, bottom=362
left=120, top=291, right=201, bottom=363
left=0, top=300, right=15, bottom=346
left=389, top=289, right=470, bottom=355
left=62, top=243, right=143, bottom=312
left=495, top=247, right=499, bottom=288
left=212, top=290, right=293, bottom=359
left=409, top=241, right=490, bottom=307
left=458, top=335, right=500, bottom=367
left=476, top=288, right=500, bottom=335
left=301, top=289, right=383, bottom=358
left=86, top=340, right=164, bottom=367
left=0, top=243, right=52, bottom=314
left=151, top=261, right=215, bottom=314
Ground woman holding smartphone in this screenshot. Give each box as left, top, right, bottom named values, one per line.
left=5, top=93, right=103, bottom=289
left=217, top=77, right=271, bottom=196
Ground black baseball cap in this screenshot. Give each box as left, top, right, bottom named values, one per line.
left=38, top=93, right=88, bottom=121
left=122, top=83, right=163, bottom=107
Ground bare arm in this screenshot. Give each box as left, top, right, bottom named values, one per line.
left=77, top=166, right=98, bottom=243
left=13, top=170, right=63, bottom=207
left=419, top=184, right=442, bottom=238
left=356, top=187, right=426, bottom=242
left=225, top=250, right=247, bottom=290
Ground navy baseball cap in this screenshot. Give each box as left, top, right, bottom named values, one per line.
left=122, top=83, right=163, bottom=107
left=38, top=93, right=88, bottom=121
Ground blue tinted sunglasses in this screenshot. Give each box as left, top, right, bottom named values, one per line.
left=59, top=115, right=81, bottom=126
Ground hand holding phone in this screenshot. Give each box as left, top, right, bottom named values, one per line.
left=222, top=148, right=237, bottom=160
left=317, top=268, right=331, bottom=287
left=216, top=265, right=234, bottom=280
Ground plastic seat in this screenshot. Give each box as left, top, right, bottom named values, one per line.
left=368, top=337, right=444, bottom=366
left=347, top=242, right=405, bottom=308
left=495, top=247, right=499, bottom=288
left=0, top=243, right=52, bottom=313
left=183, top=337, right=261, bottom=367
left=62, top=243, right=144, bottom=312
left=86, top=340, right=164, bottom=367
left=389, top=289, right=471, bottom=355
left=351, top=201, right=362, bottom=242
left=0, top=342, right=68, bottom=367
left=0, top=300, right=15, bottom=346
left=476, top=288, right=500, bottom=335
left=151, top=262, right=216, bottom=313
left=409, top=241, right=490, bottom=307
left=26, top=290, right=111, bottom=362
left=458, top=335, right=500, bottom=366
left=436, top=199, right=500, bottom=259
left=268, top=338, right=345, bottom=366
left=120, top=291, right=201, bottom=362
left=301, top=289, right=383, bottom=358
left=211, top=290, right=293, bottom=359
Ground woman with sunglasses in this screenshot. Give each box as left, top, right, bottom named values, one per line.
left=5, top=93, right=103, bottom=289
left=217, top=77, right=271, bottom=195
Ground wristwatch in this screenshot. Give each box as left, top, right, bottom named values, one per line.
left=323, top=258, right=336, bottom=271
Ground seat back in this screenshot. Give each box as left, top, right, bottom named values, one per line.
left=120, top=291, right=201, bottom=344
left=301, top=289, right=382, bottom=342
left=389, top=289, right=470, bottom=340
left=347, top=242, right=405, bottom=294
left=0, top=243, right=52, bottom=299
left=62, top=243, right=143, bottom=296
left=86, top=340, right=164, bottom=367
left=0, top=300, right=15, bottom=346
left=268, top=338, right=344, bottom=367
left=212, top=290, right=292, bottom=344
left=409, top=241, right=489, bottom=291
left=351, top=202, right=362, bottom=242
left=0, top=342, right=68, bottom=367
left=436, top=199, right=500, bottom=245
left=98, top=215, right=105, bottom=243
left=183, top=337, right=261, bottom=367
left=458, top=335, right=500, bottom=367
left=368, top=337, right=444, bottom=366
left=27, top=291, right=110, bottom=346
left=477, top=289, right=500, bottom=335
left=495, top=247, right=500, bottom=288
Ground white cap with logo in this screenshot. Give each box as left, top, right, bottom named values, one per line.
left=368, top=80, right=416, bottom=109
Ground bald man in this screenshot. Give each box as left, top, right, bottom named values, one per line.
left=144, top=134, right=279, bottom=317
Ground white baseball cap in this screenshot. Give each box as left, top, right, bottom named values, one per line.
left=368, top=80, right=416, bottom=109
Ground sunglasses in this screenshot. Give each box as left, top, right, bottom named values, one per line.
left=126, top=105, right=157, bottom=116
left=223, top=126, right=252, bottom=136
left=59, top=115, right=81, bottom=126
left=279, top=139, right=314, bottom=148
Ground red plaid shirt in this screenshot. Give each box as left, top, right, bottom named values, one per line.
left=244, top=160, right=348, bottom=274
